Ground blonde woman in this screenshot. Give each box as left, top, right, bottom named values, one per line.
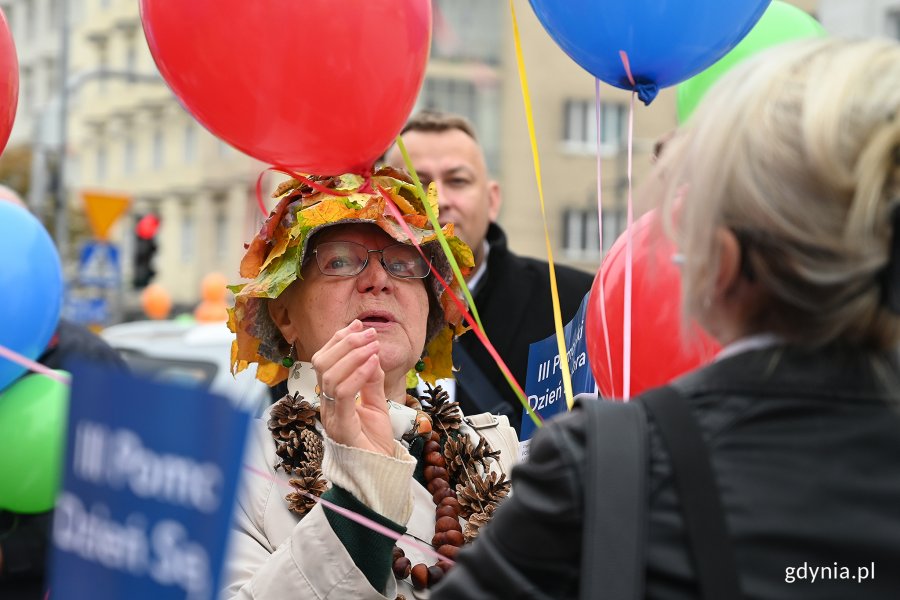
left=435, top=38, right=900, bottom=599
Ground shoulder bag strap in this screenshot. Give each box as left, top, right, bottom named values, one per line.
left=578, top=394, right=648, bottom=600
left=641, top=389, right=742, bottom=599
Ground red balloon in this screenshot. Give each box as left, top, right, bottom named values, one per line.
left=0, top=8, right=19, bottom=157
left=139, top=1, right=432, bottom=175
left=586, top=210, right=721, bottom=400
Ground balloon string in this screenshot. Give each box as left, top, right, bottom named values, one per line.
left=509, top=0, right=575, bottom=410
left=0, top=344, right=71, bottom=385
left=594, top=78, right=615, bottom=400
left=619, top=51, right=636, bottom=401
left=377, top=186, right=541, bottom=429
left=243, top=464, right=453, bottom=566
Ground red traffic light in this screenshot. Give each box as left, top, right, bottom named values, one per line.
left=136, top=214, right=160, bottom=240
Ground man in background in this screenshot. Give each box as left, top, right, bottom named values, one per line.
left=385, top=111, right=594, bottom=431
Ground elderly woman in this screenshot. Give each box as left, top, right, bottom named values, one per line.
left=222, top=169, right=519, bottom=599
left=433, top=38, right=900, bottom=599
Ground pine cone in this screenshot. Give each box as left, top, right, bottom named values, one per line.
left=286, top=464, right=328, bottom=516
left=422, top=384, right=462, bottom=432
left=269, top=393, right=318, bottom=440
left=300, top=428, right=324, bottom=465
left=442, top=435, right=469, bottom=486
left=456, top=475, right=486, bottom=519
left=456, top=471, right=510, bottom=520
left=463, top=503, right=497, bottom=543
left=274, top=429, right=303, bottom=472
left=469, top=437, right=501, bottom=469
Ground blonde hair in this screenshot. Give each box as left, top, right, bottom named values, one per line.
left=661, top=38, right=900, bottom=350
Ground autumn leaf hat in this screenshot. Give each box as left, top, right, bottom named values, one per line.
left=228, top=167, right=474, bottom=387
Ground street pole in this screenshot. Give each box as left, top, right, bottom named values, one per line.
left=55, top=0, right=71, bottom=259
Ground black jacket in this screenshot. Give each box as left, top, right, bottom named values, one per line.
left=434, top=345, right=900, bottom=599
left=455, top=223, right=594, bottom=430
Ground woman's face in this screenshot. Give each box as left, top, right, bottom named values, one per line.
left=270, top=224, right=430, bottom=383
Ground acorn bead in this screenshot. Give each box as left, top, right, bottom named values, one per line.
left=427, top=477, right=449, bottom=495
left=432, top=488, right=455, bottom=503
left=438, top=496, right=460, bottom=511
left=444, top=529, right=465, bottom=547
left=425, top=452, right=446, bottom=467
left=427, top=565, right=445, bottom=586
left=436, top=560, right=453, bottom=573
left=435, top=504, right=458, bottom=519
left=423, top=440, right=441, bottom=454
left=411, top=563, right=429, bottom=590
left=423, top=466, right=448, bottom=481
left=392, top=546, right=405, bottom=561
left=437, top=544, right=460, bottom=560
left=432, top=532, right=447, bottom=548
left=392, top=556, right=412, bottom=580
left=435, top=515, right=462, bottom=533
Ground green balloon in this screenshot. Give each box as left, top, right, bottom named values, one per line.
left=676, top=1, right=826, bottom=123
left=0, top=372, right=69, bottom=513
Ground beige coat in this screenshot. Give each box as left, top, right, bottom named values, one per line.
left=221, top=364, right=519, bottom=600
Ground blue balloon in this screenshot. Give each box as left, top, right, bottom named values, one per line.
left=528, top=0, right=772, bottom=104
left=0, top=203, right=63, bottom=390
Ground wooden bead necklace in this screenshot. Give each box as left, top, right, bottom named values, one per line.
left=391, top=428, right=462, bottom=591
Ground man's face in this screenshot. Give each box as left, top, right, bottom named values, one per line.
left=386, top=129, right=501, bottom=258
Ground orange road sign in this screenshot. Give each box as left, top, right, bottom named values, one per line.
left=82, top=191, right=131, bottom=241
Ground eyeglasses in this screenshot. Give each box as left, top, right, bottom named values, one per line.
left=310, top=241, right=431, bottom=279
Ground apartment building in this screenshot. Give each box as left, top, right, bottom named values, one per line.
left=2, top=0, right=850, bottom=316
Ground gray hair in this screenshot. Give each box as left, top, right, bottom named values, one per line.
left=661, top=38, right=900, bottom=350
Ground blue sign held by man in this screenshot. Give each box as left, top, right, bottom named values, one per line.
left=520, top=292, right=597, bottom=458
left=49, top=362, right=250, bottom=600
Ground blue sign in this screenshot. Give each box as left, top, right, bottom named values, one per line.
left=62, top=296, right=109, bottom=325
left=78, top=242, right=120, bottom=288
left=49, top=362, right=250, bottom=600
left=521, top=292, right=596, bottom=449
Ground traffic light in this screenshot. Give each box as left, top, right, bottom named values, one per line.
left=133, top=214, right=160, bottom=289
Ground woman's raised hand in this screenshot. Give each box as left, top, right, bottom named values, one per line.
left=312, top=319, right=396, bottom=457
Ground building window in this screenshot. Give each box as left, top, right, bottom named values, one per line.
left=562, top=207, right=624, bottom=259
left=563, top=99, right=625, bottom=156
left=414, top=74, right=500, bottom=173
left=888, top=10, right=900, bottom=40
left=214, top=202, right=228, bottom=260
left=432, top=0, right=501, bottom=63
left=20, top=66, right=32, bottom=112
left=24, top=0, right=35, bottom=36
left=183, top=122, right=196, bottom=164
left=97, top=44, right=109, bottom=92
left=123, top=136, right=136, bottom=175
left=152, top=127, right=164, bottom=169
left=44, top=58, right=56, bottom=104
left=181, top=212, right=195, bottom=262
left=96, top=145, right=107, bottom=182
left=420, top=78, right=477, bottom=124
left=125, top=36, right=137, bottom=73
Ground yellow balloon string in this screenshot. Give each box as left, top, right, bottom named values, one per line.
left=508, top=0, right=575, bottom=410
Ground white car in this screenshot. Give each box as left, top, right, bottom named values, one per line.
left=101, top=319, right=271, bottom=415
